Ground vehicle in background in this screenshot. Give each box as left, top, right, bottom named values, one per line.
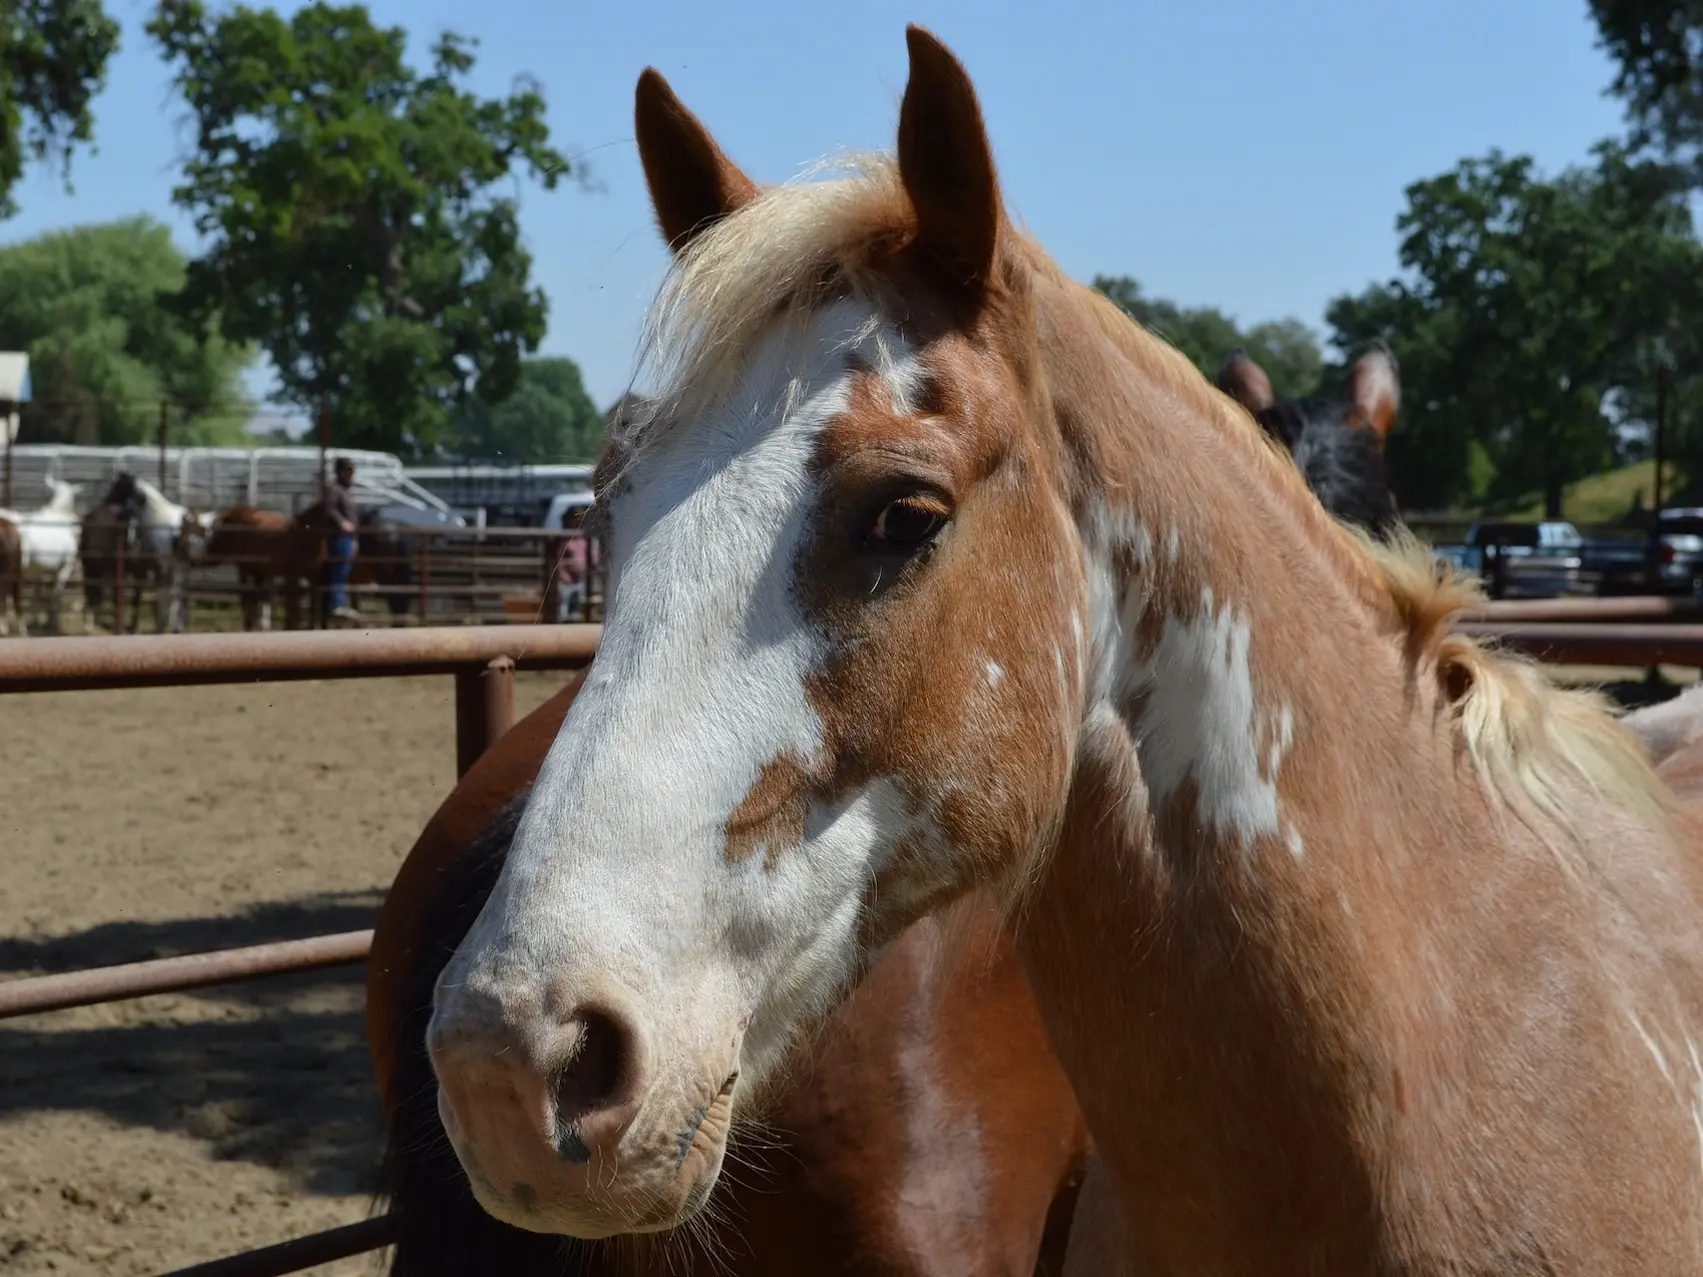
left=1433, top=520, right=1591, bottom=600
left=1651, top=508, right=1703, bottom=597
left=1431, top=514, right=1703, bottom=600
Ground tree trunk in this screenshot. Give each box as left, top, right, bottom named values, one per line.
left=1544, top=475, right=1564, bottom=520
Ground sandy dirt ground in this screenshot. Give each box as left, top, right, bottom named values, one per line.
left=0, top=670, right=576, bottom=1276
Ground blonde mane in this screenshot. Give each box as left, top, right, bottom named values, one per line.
left=622, top=145, right=1676, bottom=851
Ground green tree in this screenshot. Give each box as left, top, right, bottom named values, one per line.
left=145, top=1, right=569, bottom=457
left=1093, top=276, right=1323, bottom=399
left=0, top=0, right=121, bottom=219
left=1325, top=144, right=1703, bottom=515
left=0, top=216, right=254, bottom=445
left=448, top=355, right=603, bottom=463
left=1590, top=0, right=1703, bottom=178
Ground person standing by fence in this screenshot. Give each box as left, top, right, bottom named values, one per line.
left=325, top=457, right=361, bottom=623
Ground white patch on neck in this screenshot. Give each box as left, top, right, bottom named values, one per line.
left=1130, top=586, right=1294, bottom=847
left=1079, top=500, right=1295, bottom=853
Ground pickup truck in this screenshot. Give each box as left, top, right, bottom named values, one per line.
left=1433, top=521, right=1594, bottom=600
left=1433, top=517, right=1703, bottom=599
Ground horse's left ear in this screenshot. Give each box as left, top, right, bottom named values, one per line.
left=1349, top=342, right=1400, bottom=439
left=897, top=26, right=1001, bottom=292
left=634, top=67, right=759, bottom=254
left=1216, top=348, right=1276, bottom=414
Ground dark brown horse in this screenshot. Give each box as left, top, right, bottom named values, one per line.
left=201, top=503, right=414, bottom=629
left=367, top=671, right=1091, bottom=1276
left=0, top=515, right=22, bottom=636
left=201, top=505, right=312, bottom=630
left=77, top=486, right=139, bottom=632
left=1216, top=343, right=1402, bottom=538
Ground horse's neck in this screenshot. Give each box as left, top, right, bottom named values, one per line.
left=43, top=485, right=74, bottom=515
left=133, top=481, right=180, bottom=524
left=1013, top=279, right=1481, bottom=1263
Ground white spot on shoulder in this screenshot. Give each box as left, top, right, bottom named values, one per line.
left=985, top=660, right=1005, bottom=686
left=1126, top=586, right=1292, bottom=849
left=1165, top=527, right=1180, bottom=564
left=1285, top=826, right=1305, bottom=859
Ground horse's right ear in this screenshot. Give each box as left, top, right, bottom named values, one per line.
left=1216, top=348, right=1276, bottom=415
left=1348, top=342, right=1400, bottom=438
left=634, top=68, right=759, bottom=255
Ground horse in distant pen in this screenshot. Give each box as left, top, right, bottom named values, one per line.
left=78, top=485, right=139, bottom=633
left=78, top=474, right=211, bottom=633
left=0, top=515, right=23, bottom=636
left=1, top=477, right=80, bottom=632
left=201, top=502, right=415, bottom=630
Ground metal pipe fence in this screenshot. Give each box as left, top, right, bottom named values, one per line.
left=0, top=613, right=1698, bottom=1274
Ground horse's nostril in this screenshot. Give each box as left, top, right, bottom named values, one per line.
left=551, top=1010, right=630, bottom=1163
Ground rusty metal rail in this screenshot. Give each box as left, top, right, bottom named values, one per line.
left=0, top=929, right=374, bottom=1020
left=1459, top=620, right=1703, bottom=667
left=0, top=623, right=601, bottom=776
left=0, top=624, right=599, bottom=693
left=1468, top=595, right=1702, bottom=623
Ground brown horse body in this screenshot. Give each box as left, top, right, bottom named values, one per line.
left=201, top=506, right=311, bottom=630
left=202, top=503, right=411, bottom=628
left=369, top=674, right=1090, bottom=1276
left=0, top=515, right=22, bottom=636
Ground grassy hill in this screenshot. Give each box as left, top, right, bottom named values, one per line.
left=1505, top=460, right=1688, bottom=525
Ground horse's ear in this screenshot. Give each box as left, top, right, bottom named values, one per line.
left=634, top=67, right=759, bottom=255
left=897, top=26, right=1002, bottom=292
left=1349, top=342, right=1400, bottom=439
left=1216, top=348, right=1276, bottom=414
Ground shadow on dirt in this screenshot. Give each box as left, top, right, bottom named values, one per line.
left=0, top=891, right=388, bottom=1198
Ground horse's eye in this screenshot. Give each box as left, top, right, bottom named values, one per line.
left=865, top=496, right=949, bottom=556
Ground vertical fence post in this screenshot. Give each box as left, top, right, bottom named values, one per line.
left=455, top=655, right=516, bottom=778
left=158, top=401, right=170, bottom=495
left=1, top=398, right=13, bottom=509
left=114, top=532, right=126, bottom=634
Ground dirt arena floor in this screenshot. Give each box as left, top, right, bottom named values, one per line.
left=0, top=670, right=578, bottom=1276
left=0, top=659, right=1696, bottom=1276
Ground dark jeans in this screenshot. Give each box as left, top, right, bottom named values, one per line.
left=327, top=533, right=357, bottom=611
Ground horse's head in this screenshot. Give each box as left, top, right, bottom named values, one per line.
left=42, top=477, right=80, bottom=514
left=429, top=26, right=1086, bottom=1239
left=1216, top=344, right=1401, bottom=535
left=176, top=509, right=214, bottom=563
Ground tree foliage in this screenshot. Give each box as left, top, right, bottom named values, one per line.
left=1323, top=144, right=1703, bottom=514
left=145, top=1, right=569, bottom=457
left=1093, top=276, right=1323, bottom=400
left=0, top=0, right=121, bottom=219
left=448, top=355, right=603, bottom=463
left=1590, top=0, right=1703, bottom=176
left=0, top=216, right=255, bottom=445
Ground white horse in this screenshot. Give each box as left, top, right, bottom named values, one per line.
left=130, top=476, right=213, bottom=633
left=0, top=478, right=82, bottom=632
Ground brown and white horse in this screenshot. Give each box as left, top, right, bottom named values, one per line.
left=426, top=28, right=1703, bottom=1273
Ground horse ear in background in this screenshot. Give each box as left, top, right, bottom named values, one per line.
left=1348, top=342, right=1401, bottom=439
left=634, top=68, right=759, bottom=253
left=896, top=25, right=1004, bottom=293
left=1216, top=346, right=1277, bottom=415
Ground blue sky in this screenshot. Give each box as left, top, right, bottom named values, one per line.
left=2, top=0, right=1633, bottom=431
